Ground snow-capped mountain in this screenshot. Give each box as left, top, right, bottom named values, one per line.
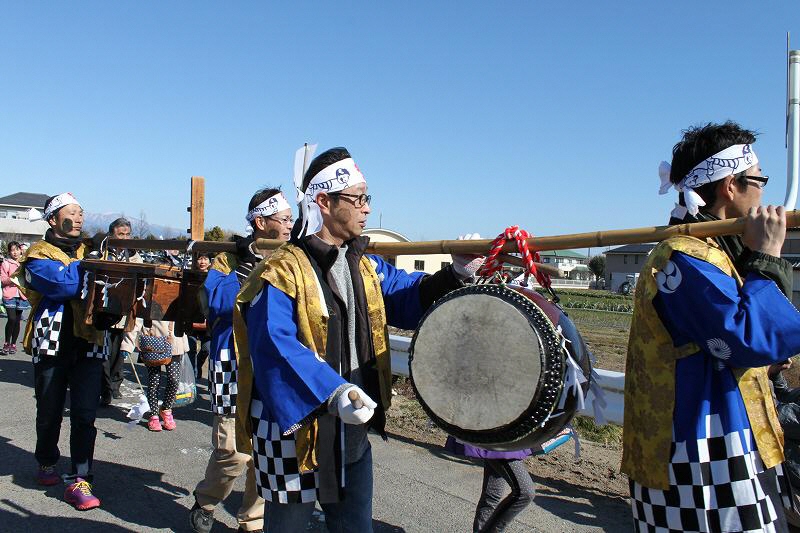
left=82, top=212, right=184, bottom=238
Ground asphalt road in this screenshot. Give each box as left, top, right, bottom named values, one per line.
left=0, top=317, right=630, bottom=532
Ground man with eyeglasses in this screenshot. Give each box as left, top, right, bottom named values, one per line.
left=190, top=187, right=294, bottom=533
left=623, top=121, right=800, bottom=532
left=232, top=147, right=483, bottom=532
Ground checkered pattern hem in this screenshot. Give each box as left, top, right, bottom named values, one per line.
left=630, top=419, right=782, bottom=532
left=31, top=308, right=63, bottom=363
left=85, top=332, right=109, bottom=361
left=32, top=308, right=108, bottom=364
left=210, top=348, right=238, bottom=415
left=250, top=399, right=319, bottom=503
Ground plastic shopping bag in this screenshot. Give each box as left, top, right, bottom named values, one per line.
left=174, top=355, right=197, bottom=408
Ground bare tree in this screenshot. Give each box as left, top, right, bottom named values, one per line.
left=133, top=210, right=150, bottom=238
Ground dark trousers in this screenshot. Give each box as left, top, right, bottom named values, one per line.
left=102, top=330, right=125, bottom=397
left=188, top=334, right=210, bottom=380
left=34, top=351, right=103, bottom=481
left=4, top=308, right=22, bottom=344
left=265, top=445, right=374, bottom=533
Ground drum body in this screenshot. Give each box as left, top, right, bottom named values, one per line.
left=82, top=260, right=183, bottom=331
left=409, top=284, right=592, bottom=451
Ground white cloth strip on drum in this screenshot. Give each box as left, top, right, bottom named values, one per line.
left=136, top=278, right=149, bottom=308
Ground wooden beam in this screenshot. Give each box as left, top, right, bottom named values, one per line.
left=109, top=209, right=800, bottom=257
left=188, top=176, right=205, bottom=241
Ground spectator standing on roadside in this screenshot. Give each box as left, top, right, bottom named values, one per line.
left=1, top=241, right=30, bottom=355
left=188, top=252, right=212, bottom=381
left=98, top=218, right=142, bottom=405
left=121, top=318, right=189, bottom=432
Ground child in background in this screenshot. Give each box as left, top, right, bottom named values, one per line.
left=445, top=436, right=536, bottom=532
left=121, top=319, right=189, bottom=431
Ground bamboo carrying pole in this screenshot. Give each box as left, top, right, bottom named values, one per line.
left=108, top=209, right=800, bottom=258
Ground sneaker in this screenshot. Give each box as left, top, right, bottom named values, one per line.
left=8, top=343, right=16, bottom=354
left=99, top=394, right=112, bottom=407
left=112, top=390, right=123, bottom=399
left=189, top=501, right=214, bottom=533
left=0, top=343, right=8, bottom=355
left=160, top=409, right=176, bottom=431
left=64, top=478, right=101, bottom=510
left=36, top=465, right=61, bottom=486
left=147, top=415, right=162, bottom=432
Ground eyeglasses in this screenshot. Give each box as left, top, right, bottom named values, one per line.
left=739, top=175, right=769, bottom=190
left=267, top=215, right=294, bottom=226
left=328, top=192, right=372, bottom=208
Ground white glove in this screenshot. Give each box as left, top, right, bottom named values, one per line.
left=336, top=385, right=378, bottom=425
left=451, top=233, right=485, bottom=279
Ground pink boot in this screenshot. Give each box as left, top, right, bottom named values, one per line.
left=160, top=409, right=176, bottom=431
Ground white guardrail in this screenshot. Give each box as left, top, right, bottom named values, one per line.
left=389, top=335, right=625, bottom=426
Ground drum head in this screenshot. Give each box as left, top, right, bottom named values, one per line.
left=410, top=284, right=565, bottom=445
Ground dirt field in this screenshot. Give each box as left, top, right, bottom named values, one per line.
left=565, top=309, right=631, bottom=373
left=385, top=378, right=630, bottom=502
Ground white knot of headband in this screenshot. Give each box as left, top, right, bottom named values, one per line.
left=292, top=145, right=366, bottom=238
left=245, top=192, right=291, bottom=223
left=29, top=192, right=82, bottom=221
left=658, top=143, right=758, bottom=220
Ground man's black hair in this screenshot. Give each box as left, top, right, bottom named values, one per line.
left=301, top=147, right=352, bottom=192
left=670, top=121, right=758, bottom=210
left=108, top=217, right=131, bottom=234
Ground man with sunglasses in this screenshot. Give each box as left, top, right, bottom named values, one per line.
left=233, top=147, right=482, bottom=532
left=190, top=187, right=293, bottom=533
left=623, top=122, right=800, bottom=532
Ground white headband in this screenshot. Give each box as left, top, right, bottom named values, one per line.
left=293, top=149, right=366, bottom=237
left=29, top=192, right=81, bottom=222
left=245, top=192, right=291, bottom=223
left=658, top=143, right=759, bottom=219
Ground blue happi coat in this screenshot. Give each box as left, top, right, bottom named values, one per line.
left=630, top=249, right=800, bottom=533
left=239, top=242, right=443, bottom=504
left=204, top=252, right=245, bottom=415
left=246, top=254, right=424, bottom=434
left=20, top=241, right=107, bottom=363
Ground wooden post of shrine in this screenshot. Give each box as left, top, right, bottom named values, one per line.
left=188, top=176, right=205, bottom=267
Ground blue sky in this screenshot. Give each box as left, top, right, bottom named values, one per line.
left=1, top=2, right=798, bottom=246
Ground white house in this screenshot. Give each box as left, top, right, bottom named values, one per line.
left=537, top=249, right=591, bottom=280
left=362, top=228, right=452, bottom=275
left=0, top=192, right=50, bottom=251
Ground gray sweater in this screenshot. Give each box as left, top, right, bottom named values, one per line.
left=328, top=245, right=370, bottom=464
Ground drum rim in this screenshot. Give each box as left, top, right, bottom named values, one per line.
left=409, top=284, right=566, bottom=445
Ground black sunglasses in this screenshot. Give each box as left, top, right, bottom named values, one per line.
left=738, top=174, right=769, bottom=190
